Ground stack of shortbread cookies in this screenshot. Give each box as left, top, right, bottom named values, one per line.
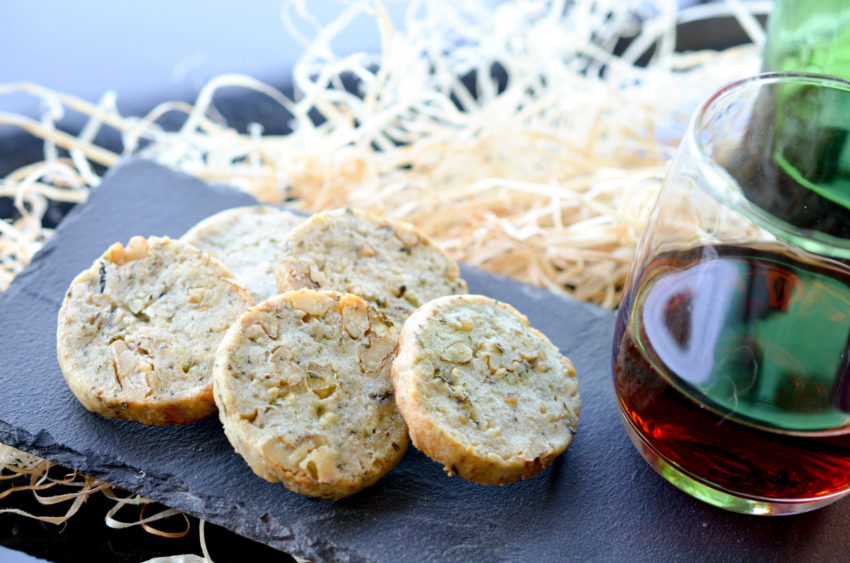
left=57, top=206, right=580, bottom=499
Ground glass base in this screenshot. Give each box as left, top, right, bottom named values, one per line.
left=617, top=407, right=850, bottom=516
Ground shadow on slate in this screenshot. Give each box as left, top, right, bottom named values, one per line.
left=1, top=158, right=849, bottom=562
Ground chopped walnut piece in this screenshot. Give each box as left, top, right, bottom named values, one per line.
left=105, top=236, right=149, bottom=265
left=124, top=236, right=149, bottom=261
left=289, top=290, right=333, bottom=317
left=108, top=340, right=152, bottom=397
left=340, top=295, right=370, bottom=339
left=359, top=329, right=396, bottom=373
left=104, top=241, right=126, bottom=265
left=188, top=287, right=206, bottom=304
left=442, top=342, right=473, bottom=363
left=299, top=445, right=342, bottom=482
left=91, top=293, right=113, bottom=307
left=395, top=227, right=420, bottom=247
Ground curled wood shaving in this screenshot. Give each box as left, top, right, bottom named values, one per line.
left=141, top=502, right=192, bottom=538
left=0, top=446, right=111, bottom=524
left=103, top=488, right=189, bottom=538
left=0, top=0, right=763, bottom=306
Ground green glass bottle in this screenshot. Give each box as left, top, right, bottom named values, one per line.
left=727, top=0, right=850, bottom=244
left=762, top=0, right=850, bottom=79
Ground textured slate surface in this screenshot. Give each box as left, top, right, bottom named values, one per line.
left=1, top=158, right=849, bottom=562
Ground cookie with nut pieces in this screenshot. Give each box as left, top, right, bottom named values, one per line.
left=213, top=289, right=408, bottom=500
left=392, top=294, right=581, bottom=485
left=56, top=236, right=254, bottom=425
left=274, top=207, right=467, bottom=326
left=181, top=205, right=304, bottom=302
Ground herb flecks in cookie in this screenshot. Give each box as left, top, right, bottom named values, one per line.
left=392, top=294, right=581, bottom=485
left=213, top=289, right=408, bottom=500
left=275, top=208, right=467, bottom=326
left=57, top=236, right=253, bottom=426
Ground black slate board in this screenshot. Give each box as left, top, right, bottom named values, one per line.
left=1, top=158, right=849, bottom=562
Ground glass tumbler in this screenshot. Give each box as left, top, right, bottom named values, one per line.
left=612, top=73, right=850, bottom=515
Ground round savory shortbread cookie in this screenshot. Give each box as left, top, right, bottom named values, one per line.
left=392, top=294, right=581, bottom=485
left=181, top=205, right=304, bottom=302
left=57, top=236, right=254, bottom=426
left=213, top=289, right=408, bottom=500
left=274, top=208, right=467, bottom=326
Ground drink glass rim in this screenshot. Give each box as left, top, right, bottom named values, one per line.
left=690, top=71, right=850, bottom=259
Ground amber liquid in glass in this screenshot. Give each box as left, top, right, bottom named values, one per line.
left=613, top=244, right=850, bottom=501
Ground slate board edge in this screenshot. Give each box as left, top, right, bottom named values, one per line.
left=0, top=418, right=362, bottom=562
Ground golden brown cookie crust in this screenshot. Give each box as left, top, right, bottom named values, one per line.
left=274, top=208, right=467, bottom=326
left=56, top=236, right=254, bottom=425
left=392, top=294, right=580, bottom=485
left=214, top=289, right=408, bottom=499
